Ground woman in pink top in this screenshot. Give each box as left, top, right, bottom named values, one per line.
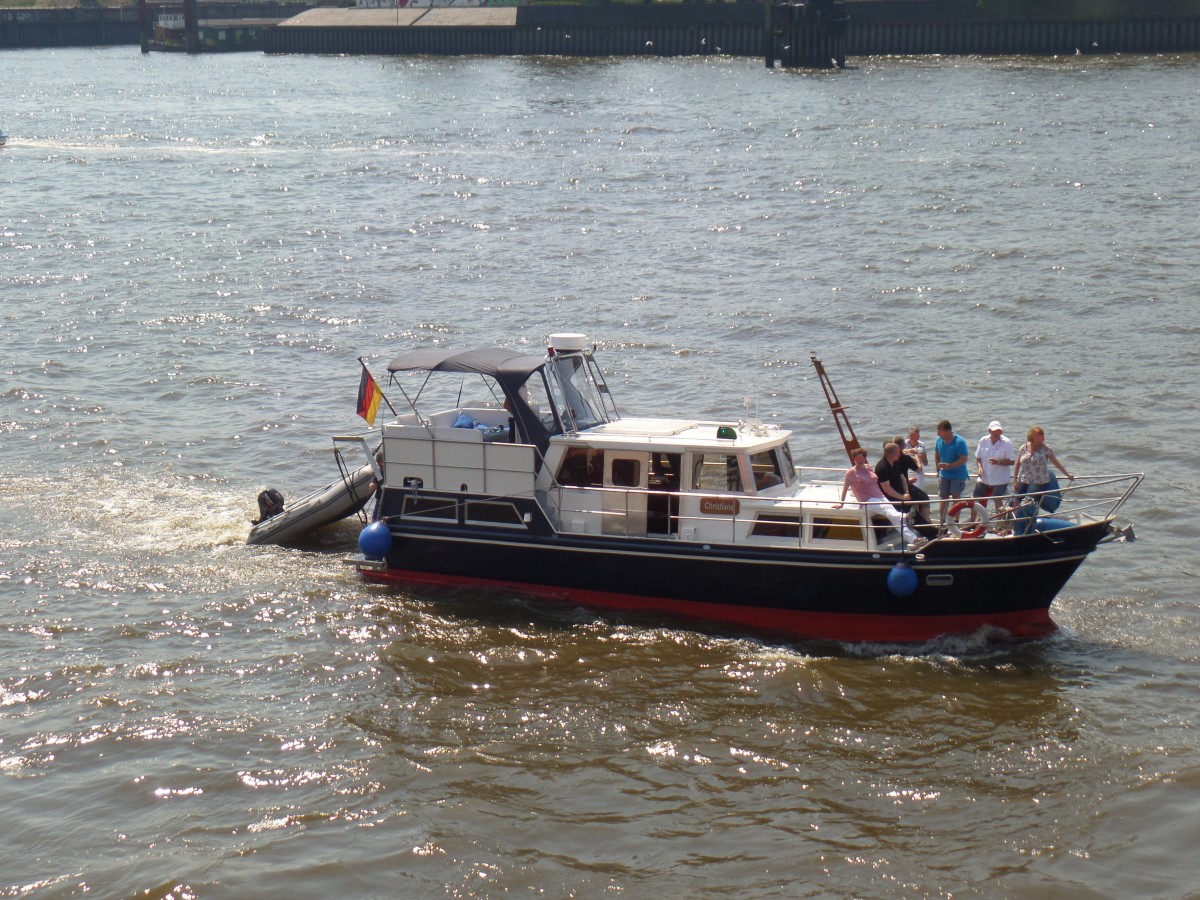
left=834, top=447, right=924, bottom=548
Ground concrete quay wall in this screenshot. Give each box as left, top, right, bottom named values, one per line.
left=4, top=0, right=1200, bottom=55
left=846, top=0, right=1200, bottom=54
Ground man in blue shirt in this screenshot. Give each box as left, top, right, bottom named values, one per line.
left=934, top=419, right=969, bottom=525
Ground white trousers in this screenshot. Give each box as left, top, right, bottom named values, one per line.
left=862, top=496, right=920, bottom=545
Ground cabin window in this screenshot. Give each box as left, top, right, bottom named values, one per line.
left=692, top=453, right=743, bottom=492
left=750, top=450, right=784, bottom=491
left=557, top=446, right=603, bottom=487
left=751, top=514, right=800, bottom=538
left=808, top=516, right=865, bottom=542
left=402, top=496, right=457, bottom=520
left=610, top=458, right=641, bottom=488
left=465, top=501, right=525, bottom=527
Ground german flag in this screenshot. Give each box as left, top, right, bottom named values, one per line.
left=356, top=367, right=382, bottom=426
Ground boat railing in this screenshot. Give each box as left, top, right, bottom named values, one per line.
left=332, top=433, right=384, bottom=525
left=548, top=471, right=1142, bottom=549
left=796, top=467, right=1140, bottom=519
left=923, top=473, right=1144, bottom=530
left=552, top=482, right=908, bottom=547
left=331, top=433, right=384, bottom=482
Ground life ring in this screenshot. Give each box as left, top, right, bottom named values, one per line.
left=948, top=500, right=989, bottom=539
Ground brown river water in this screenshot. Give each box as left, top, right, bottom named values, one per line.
left=2, top=47, right=1199, bottom=898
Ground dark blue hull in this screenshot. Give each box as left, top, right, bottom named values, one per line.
left=360, top=491, right=1110, bottom=642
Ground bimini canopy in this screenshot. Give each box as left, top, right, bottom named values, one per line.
left=387, top=346, right=556, bottom=454
left=386, top=347, right=546, bottom=395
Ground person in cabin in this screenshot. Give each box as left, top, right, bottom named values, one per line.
left=754, top=469, right=784, bottom=490
left=934, top=419, right=970, bottom=525
left=834, top=446, right=926, bottom=550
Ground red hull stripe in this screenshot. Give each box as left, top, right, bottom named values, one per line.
left=360, top=566, right=1057, bottom=643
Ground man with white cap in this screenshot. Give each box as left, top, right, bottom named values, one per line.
left=975, top=420, right=1015, bottom=516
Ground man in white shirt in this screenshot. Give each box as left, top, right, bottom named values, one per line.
left=903, top=426, right=928, bottom=490
left=975, top=420, right=1015, bottom=515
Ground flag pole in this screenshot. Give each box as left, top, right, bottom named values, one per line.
left=357, top=357, right=397, bottom=417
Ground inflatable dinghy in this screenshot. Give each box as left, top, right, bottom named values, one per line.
left=247, top=461, right=376, bottom=546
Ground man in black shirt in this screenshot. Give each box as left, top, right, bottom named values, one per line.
left=876, top=441, right=935, bottom=537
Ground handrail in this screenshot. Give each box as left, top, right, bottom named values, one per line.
left=795, top=468, right=1142, bottom=515
left=383, top=471, right=1141, bottom=550
left=550, top=482, right=906, bottom=547
left=331, top=434, right=384, bottom=525
left=548, top=473, right=1142, bottom=507
left=545, top=472, right=1143, bottom=549
left=332, top=433, right=383, bottom=482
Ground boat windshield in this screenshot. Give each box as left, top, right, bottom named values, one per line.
left=545, top=350, right=611, bottom=432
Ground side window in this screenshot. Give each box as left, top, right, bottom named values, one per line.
left=649, top=453, right=682, bottom=491
left=402, top=496, right=457, bottom=520
left=610, top=458, right=641, bottom=488
left=809, top=517, right=865, bottom=542
left=556, top=446, right=603, bottom=487
left=522, top=373, right=554, bottom=427
left=751, top=515, right=801, bottom=538
left=465, top=501, right=525, bottom=526
left=778, top=444, right=796, bottom=485
left=691, top=454, right=743, bottom=492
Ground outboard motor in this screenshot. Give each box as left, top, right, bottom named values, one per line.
left=255, top=488, right=285, bottom=524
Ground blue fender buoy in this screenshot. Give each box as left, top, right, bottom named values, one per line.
left=887, top=560, right=918, bottom=597
left=359, top=520, right=392, bottom=560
